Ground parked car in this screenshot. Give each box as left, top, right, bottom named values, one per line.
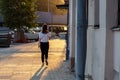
left=58, top=32, right=67, bottom=39
left=48, top=25, right=67, bottom=32
left=0, top=27, right=11, bottom=47
left=24, top=30, right=39, bottom=41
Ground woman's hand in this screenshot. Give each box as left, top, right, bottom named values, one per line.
left=38, top=38, right=41, bottom=48
left=38, top=41, right=40, bottom=48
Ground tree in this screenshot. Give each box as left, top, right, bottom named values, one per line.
left=0, top=0, right=38, bottom=42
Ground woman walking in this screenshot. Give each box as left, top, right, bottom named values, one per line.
left=38, top=24, right=51, bottom=66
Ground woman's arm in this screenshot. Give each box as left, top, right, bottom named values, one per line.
left=38, top=38, right=41, bottom=48
left=48, top=32, right=51, bottom=39
left=38, top=32, right=41, bottom=48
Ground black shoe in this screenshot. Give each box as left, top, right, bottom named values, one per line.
left=42, top=62, right=44, bottom=66
left=46, top=61, right=48, bottom=65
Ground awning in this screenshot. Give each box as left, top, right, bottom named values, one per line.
left=56, top=4, right=69, bottom=9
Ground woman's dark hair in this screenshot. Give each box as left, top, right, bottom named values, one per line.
left=42, top=24, right=48, bottom=33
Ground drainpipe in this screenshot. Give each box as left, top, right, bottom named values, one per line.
left=47, top=0, right=50, bottom=12
left=66, top=7, right=69, bottom=61
left=76, top=0, right=87, bottom=80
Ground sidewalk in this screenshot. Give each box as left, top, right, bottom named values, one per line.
left=0, top=39, right=75, bottom=80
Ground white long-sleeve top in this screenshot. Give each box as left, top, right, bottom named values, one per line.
left=39, top=32, right=51, bottom=42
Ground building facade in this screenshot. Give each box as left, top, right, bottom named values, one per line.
left=69, top=0, right=120, bottom=80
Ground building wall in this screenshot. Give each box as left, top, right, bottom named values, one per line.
left=104, top=0, right=118, bottom=79
left=53, top=15, right=67, bottom=24
left=113, top=31, right=120, bottom=80
left=36, top=11, right=67, bottom=24
left=111, top=2, right=120, bottom=80
left=70, top=0, right=120, bottom=80
left=92, top=1, right=107, bottom=79
left=86, top=0, right=116, bottom=80
left=69, top=0, right=76, bottom=72
left=85, top=0, right=95, bottom=78
left=36, top=12, right=53, bottom=23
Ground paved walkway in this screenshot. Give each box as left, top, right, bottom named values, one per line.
left=0, top=39, right=75, bottom=80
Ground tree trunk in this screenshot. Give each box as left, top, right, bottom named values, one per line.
left=14, top=29, right=28, bottom=43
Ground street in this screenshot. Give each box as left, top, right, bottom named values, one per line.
left=0, top=39, right=75, bottom=80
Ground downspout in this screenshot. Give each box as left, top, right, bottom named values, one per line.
left=66, top=5, right=69, bottom=60
left=76, top=0, right=87, bottom=80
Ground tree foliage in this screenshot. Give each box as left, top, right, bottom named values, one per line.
left=0, top=0, right=38, bottom=30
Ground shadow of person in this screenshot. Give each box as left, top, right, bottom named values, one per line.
left=30, top=64, right=47, bottom=80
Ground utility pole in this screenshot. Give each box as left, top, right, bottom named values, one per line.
left=48, top=0, right=50, bottom=12
left=66, top=8, right=69, bottom=61
left=76, top=0, right=87, bottom=80
left=56, top=0, right=69, bottom=61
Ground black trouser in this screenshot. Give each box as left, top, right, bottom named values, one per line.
left=40, top=42, right=49, bottom=63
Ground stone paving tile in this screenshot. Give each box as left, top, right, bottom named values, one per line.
left=0, top=39, right=75, bottom=80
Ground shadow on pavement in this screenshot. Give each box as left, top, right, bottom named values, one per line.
left=42, top=61, right=75, bottom=80
left=30, top=64, right=47, bottom=80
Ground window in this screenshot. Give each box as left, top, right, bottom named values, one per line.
left=94, top=0, right=99, bottom=29
left=118, top=0, right=120, bottom=25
